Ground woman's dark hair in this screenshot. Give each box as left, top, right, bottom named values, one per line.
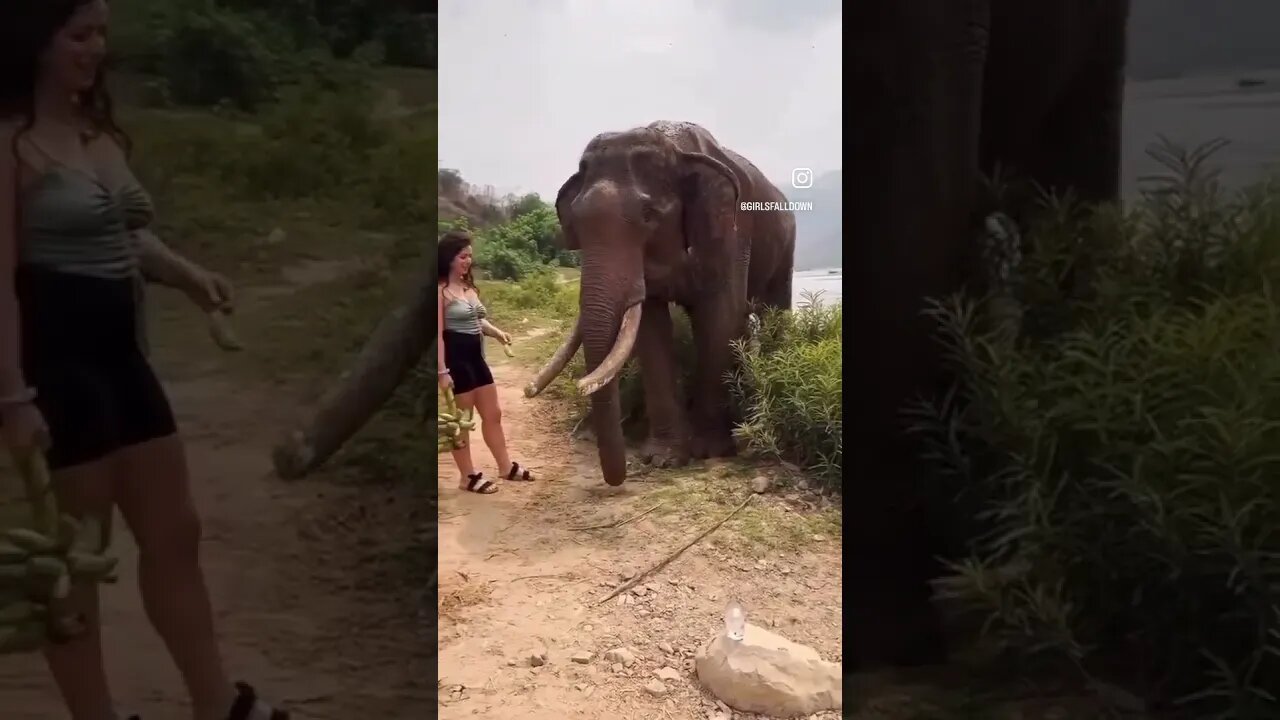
left=1, top=1, right=131, bottom=165
left=438, top=229, right=476, bottom=290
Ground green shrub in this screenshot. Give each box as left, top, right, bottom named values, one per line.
left=730, top=292, right=843, bottom=487
left=911, top=140, right=1280, bottom=718
left=544, top=291, right=842, bottom=486
left=474, top=205, right=574, bottom=281
left=378, top=12, right=437, bottom=69
left=157, top=3, right=286, bottom=111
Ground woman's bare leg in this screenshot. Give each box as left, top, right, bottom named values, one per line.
left=471, top=384, right=512, bottom=473
left=450, top=390, right=479, bottom=486
left=113, top=435, right=235, bottom=720
left=41, top=457, right=118, bottom=720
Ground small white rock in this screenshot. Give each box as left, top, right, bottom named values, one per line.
left=655, top=666, right=682, bottom=682
left=571, top=651, right=593, bottom=664
left=644, top=679, right=668, bottom=696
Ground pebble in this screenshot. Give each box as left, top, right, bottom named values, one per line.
left=611, top=662, right=624, bottom=673
left=643, top=679, right=668, bottom=696
left=526, top=648, right=547, bottom=667
left=658, top=641, right=674, bottom=654
left=604, top=647, right=637, bottom=666
left=571, top=651, right=593, bottom=664
left=654, top=666, right=682, bottom=682
left=750, top=475, right=772, bottom=493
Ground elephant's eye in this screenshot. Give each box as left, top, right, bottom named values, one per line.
left=640, top=203, right=660, bottom=224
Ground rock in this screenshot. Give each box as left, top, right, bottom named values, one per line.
left=264, top=227, right=287, bottom=245
left=526, top=647, right=548, bottom=667
left=659, top=641, right=675, bottom=655
left=611, top=663, right=624, bottom=673
left=750, top=475, right=772, bottom=493
left=694, top=623, right=841, bottom=716
left=571, top=651, right=594, bottom=664
left=655, top=666, right=682, bottom=682
left=644, top=679, right=668, bottom=696
left=604, top=647, right=637, bottom=666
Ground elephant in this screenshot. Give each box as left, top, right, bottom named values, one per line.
left=524, top=121, right=797, bottom=487
left=848, top=1, right=1132, bottom=670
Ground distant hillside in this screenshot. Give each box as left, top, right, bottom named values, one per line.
left=780, top=170, right=842, bottom=271
left=1128, top=0, right=1280, bottom=79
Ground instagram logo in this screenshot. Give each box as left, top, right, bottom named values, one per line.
left=791, top=167, right=814, bottom=189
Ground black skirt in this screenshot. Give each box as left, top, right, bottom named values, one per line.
left=443, top=330, right=494, bottom=395
left=14, top=266, right=178, bottom=470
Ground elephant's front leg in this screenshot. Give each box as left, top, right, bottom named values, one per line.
left=687, top=294, right=745, bottom=459
left=635, top=298, right=690, bottom=467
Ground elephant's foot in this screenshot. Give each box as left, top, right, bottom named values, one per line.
left=637, top=437, right=689, bottom=468
left=688, top=428, right=737, bottom=460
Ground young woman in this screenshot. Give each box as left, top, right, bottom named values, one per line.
left=437, top=229, right=537, bottom=493
left=0, top=2, right=287, bottom=719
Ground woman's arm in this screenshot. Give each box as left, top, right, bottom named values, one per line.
left=437, top=285, right=449, bottom=377
left=134, top=228, right=200, bottom=288
left=479, top=319, right=507, bottom=341
left=0, top=125, right=28, bottom=399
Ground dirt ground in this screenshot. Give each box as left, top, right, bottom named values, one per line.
left=436, top=340, right=844, bottom=720
left=0, top=284, right=432, bottom=718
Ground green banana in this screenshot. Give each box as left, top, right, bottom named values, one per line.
left=56, top=515, right=81, bottom=551
left=502, top=342, right=514, bottom=358
left=4, top=529, right=58, bottom=554
left=0, top=621, right=47, bottom=653
left=0, top=543, right=28, bottom=564
left=68, top=554, right=118, bottom=580
left=0, top=601, right=42, bottom=624
left=26, top=557, right=66, bottom=579
left=50, top=571, right=71, bottom=601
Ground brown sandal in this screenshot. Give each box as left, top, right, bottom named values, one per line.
left=506, top=462, right=535, bottom=482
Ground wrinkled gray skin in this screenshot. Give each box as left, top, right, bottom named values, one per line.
left=534, top=121, right=796, bottom=487
left=849, top=0, right=1131, bottom=670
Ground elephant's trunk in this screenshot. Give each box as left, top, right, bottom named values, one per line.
left=578, top=255, right=645, bottom=487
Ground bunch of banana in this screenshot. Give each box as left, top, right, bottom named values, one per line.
left=0, top=450, right=117, bottom=655
left=436, top=387, right=478, bottom=453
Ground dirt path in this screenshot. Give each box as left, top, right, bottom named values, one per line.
left=0, top=352, right=429, bottom=718
left=437, top=337, right=843, bottom=720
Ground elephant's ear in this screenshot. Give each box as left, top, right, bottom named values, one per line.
left=677, top=152, right=741, bottom=257
left=554, top=172, right=585, bottom=251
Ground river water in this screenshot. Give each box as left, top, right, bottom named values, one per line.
left=792, top=70, right=1280, bottom=308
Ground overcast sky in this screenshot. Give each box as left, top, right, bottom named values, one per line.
left=438, top=0, right=842, bottom=200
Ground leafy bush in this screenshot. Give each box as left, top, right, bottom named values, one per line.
left=730, top=292, right=843, bottom=488
left=474, top=204, right=576, bottom=281
left=378, top=11, right=437, bottom=69
left=543, top=291, right=843, bottom=488
left=911, top=140, right=1280, bottom=718
left=155, top=3, right=288, bottom=111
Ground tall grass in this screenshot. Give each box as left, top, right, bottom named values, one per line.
left=910, top=140, right=1280, bottom=718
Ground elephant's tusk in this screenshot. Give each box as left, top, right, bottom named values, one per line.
left=524, top=318, right=583, bottom=398
left=576, top=303, right=643, bottom=396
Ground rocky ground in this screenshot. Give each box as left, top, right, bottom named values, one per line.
left=436, top=337, right=844, bottom=719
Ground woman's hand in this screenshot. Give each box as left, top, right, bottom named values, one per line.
left=497, top=329, right=512, bottom=345
left=0, top=402, right=49, bottom=452
left=439, top=370, right=454, bottom=391
left=182, top=265, right=236, bottom=313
